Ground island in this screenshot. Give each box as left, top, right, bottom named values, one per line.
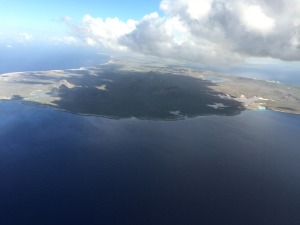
left=0, top=59, right=299, bottom=119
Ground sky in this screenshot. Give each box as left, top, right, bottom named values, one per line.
left=0, top=0, right=161, bottom=37
left=1, top=0, right=300, bottom=67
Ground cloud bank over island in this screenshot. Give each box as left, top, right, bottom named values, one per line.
left=65, top=0, right=300, bottom=65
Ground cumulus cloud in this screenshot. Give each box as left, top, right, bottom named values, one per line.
left=19, top=33, right=33, bottom=42
left=68, top=0, right=300, bottom=64
left=47, top=36, right=78, bottom=45
left=160, top=0, right=213, bottom=21
left=119, top=12, right=242, bottom=65
left=70, top=15, right=137, bottom=50
left=238, top=4, right=276, bottom=34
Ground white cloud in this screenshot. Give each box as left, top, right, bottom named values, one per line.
left=47, top=36, right=78, bottom=45
left=160, top=0, right=213, bottom=20
left=120, top=12, right=242, bottom=65
left=19, top=33, right=32, bottom=42
left=68, top=0, right=300, bottom=64
left=186, top=0, right=212, bottom=20
left=165, top=16, right=189, bottom=44
left=61, top=16, right=72, bottom=22
left=239, top=4, right=275, bottom=34
left=85, top=37, right=97, bottom=46
left=71, top=15, right=137, bottom=50
left=64, top=36, right=77, bottom=44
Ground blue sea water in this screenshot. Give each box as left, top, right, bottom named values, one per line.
left=0, top=101, right=300, bottom=225
left=0, top=45, right=110, bottom=74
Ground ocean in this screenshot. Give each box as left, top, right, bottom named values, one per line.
left=0, top=101, right=300, bottom=225
left=0, top=45, right=110, bottom=74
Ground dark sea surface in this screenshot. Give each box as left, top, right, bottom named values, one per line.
left=0, top=101, right=300, bottom=225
